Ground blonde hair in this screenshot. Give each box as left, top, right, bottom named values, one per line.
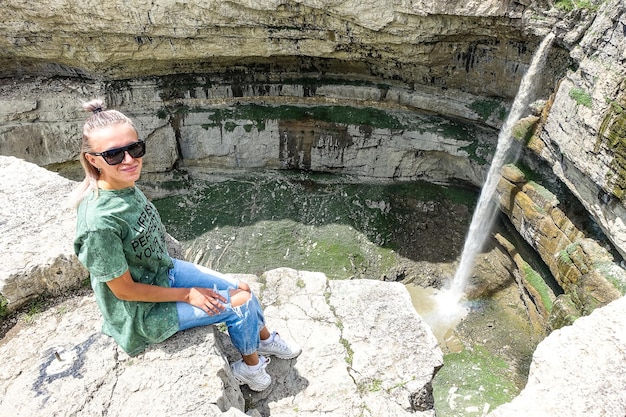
left=69, top=99, right=137, bottom=207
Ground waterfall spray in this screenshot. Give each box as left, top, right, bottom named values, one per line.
left=425, top=32, right=556, bottom=335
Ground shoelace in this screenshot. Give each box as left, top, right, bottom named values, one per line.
left=259, top=355, right=271, bottom=368
left=265, top=333, right=287, bottom=350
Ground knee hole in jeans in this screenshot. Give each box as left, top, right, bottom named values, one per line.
left=230, top=288, right=252, bottom=307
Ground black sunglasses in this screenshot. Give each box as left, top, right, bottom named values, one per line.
left=88, top=141, right=146, bottom=165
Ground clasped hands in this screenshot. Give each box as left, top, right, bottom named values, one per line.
left=188, top=287, right=227, bottom=315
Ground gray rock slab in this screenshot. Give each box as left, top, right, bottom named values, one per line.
left=0, top=155, right=87, bottom=312
left=0, top=268, right=443, bottom=417
left=487, top=295, right=626, bottom=417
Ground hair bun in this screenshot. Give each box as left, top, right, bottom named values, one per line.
left=82, top=99, right=106, bottom=114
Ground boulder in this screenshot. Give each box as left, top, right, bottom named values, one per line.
left=0, top=156, right=87, bottom=313
left=487, top=294, right=626, bottom=417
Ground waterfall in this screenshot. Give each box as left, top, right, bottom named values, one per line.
left=425, top=32, right=556, bottom=337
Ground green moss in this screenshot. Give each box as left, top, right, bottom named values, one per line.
left=153, top=173, right=477, bottom=280
left=223, top=121, right=238, bottom=132
left=598, top=94, right=626, bottom=200
left=341, top=334, right=354, bottom=366
left=468, top=99, right=504, bottom=121
left=498, top=107, right=509, bottom=121
left=595, top=262, right=626, bottom=295
left=555, top=0, right=576, bottom=11
left=460, top=140, right=491, bottom=165
left=156, top=107, right=168, bottom=119
left=433, top=345, right=519, bottom=415
left=22, top=299, right=45, bottom=325
left=566, top=243, right=589, bottom=273
left=512, top=117, right=539, bottom=143
left=364, top=379, right=384, bottom=393
left=0, top=295, right=7, bottom=320
left=204, top=104, right=404, bottom=131
left=521, top=262, right=554, bottom=312
left=569, top=88, right=593, bottom=108
left=557, top=249, right=574, bottom=269
left=514, top=162, right=544, bottom=184
left=607, top=98, right=625, bottom=114
left=555, top=0, right=602, bottom=11
left=549, top=294, right=581, bottom=329
left=527, top=180, right=558, bottom=203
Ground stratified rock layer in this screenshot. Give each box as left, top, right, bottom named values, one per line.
left=531, top=0, right=626, bottom=259
left=0, top=0, right=562, bottom=97
left=497, top=164, right=626, bottom=324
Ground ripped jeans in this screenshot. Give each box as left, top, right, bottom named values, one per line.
left=168, top=258, right=265, bottom=356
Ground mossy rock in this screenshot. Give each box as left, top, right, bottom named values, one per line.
left=548, top=294, right=581, bottom=330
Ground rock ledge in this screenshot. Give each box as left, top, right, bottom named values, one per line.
left=0, top=268, right=443, bottom=417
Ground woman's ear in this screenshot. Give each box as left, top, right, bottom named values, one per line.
left=85, top=153, right=100, bottom=169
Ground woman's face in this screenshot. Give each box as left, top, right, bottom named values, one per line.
left=85, top=123, right=143, bottom=190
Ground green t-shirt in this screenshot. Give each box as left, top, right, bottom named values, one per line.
left=74, top=186, right=178, bottom=356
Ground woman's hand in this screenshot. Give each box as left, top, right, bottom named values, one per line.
left=106, top=270, right=227, bottom=315
left=187, top=287, right=227, bottom=315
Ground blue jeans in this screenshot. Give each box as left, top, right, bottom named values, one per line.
left=168, top=258, right=265, bottom=356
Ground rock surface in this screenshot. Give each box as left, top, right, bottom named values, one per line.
left=531, top=0, right=626, bottom=259
left=0, top=156, right=87, bottom=313
left=497, top=164, right=626, bottom=323
left=0, top=0, right=563, bottom=97
left=0, top=268, right=443, bottom=417
left=0, top=77, right=499, bottom=188
left=487, top=294, right=626, bottom=417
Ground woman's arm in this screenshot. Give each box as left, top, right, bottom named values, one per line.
left=106, top=270, right=227, bottom=315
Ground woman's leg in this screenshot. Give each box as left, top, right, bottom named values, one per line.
left=168, top=258, right=266, bottom=358
left=168, top=258, right=241, bottom=292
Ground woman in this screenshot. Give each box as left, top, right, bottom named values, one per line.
left=73, top=99, right=300, bottom=392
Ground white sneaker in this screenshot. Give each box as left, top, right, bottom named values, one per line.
left=257, top=331, right=302, bottom=359
left=231, top=356, right=271, bottom=391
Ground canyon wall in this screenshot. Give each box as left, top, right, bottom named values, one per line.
left=1, top=0, right=625, bottom=320
left=2, top=0, right=561, bottom=96
left=1, top=1, right=626, bottom=416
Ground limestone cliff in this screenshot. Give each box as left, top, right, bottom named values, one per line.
left=2, top=0, right=626, bottom=415
left=497, top=164, right=626, bottom=327
left=0, top=0, right=624, bottom=313
left=1, top=0, right=562, bottom=97
left=529, top=0, right=626, bottom=260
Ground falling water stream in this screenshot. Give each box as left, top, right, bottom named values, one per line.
left=421, top=32, right=556, bottom=341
